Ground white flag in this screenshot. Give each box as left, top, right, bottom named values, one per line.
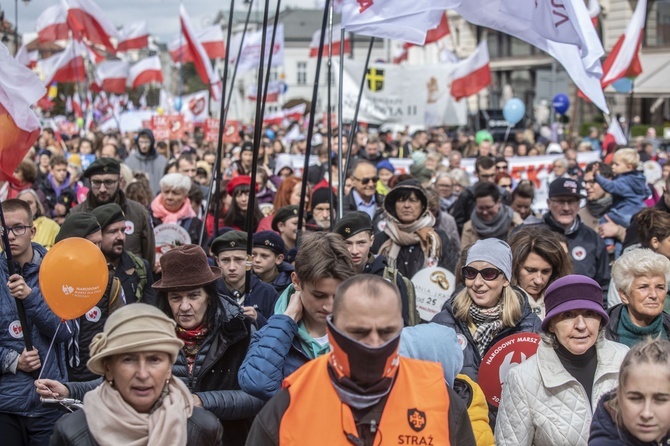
left=230, top=24, right=284, bottom=76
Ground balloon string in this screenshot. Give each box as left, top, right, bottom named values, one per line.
left=37, top=322, right=61, bottom=381
left=62, top=319, right=72, bottom=334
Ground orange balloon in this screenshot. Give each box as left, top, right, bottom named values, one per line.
left=39, top=238, right=109, bottom=320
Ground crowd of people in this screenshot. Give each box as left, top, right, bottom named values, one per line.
left=0, top=121, right=669, bottom=445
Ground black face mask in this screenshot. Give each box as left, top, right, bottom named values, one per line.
left=326, top=317, right=401, bottom=390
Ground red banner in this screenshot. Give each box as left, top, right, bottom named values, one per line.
left=151, top=115, right=185, bottom=140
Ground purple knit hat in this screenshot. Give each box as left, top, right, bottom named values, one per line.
left=542, top=275, right=609, bottom=331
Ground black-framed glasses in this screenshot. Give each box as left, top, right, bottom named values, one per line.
left=462, top=266, right=503, bottom=281
left=352, top=176, right=379, bottom=185
left=90, top=179, right=118, bottom=189
left=4, top=225, right=33, bottom=237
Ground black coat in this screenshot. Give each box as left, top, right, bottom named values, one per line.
left=605, top=304, right=670, bottom=343
left=170, top=294, right=264, bottom=446
left=364, top=253, right=416, bottom=326
left=49, top=406, right=222, bottom=446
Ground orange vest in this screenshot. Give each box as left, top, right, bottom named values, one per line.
left=279, top=355, right=451, bottom=445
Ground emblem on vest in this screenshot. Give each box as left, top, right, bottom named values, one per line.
left=407, top=408, right=427, bottom=432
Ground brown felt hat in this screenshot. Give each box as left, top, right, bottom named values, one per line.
left=152, top=244, right=221, bottom=291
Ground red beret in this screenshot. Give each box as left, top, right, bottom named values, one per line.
left=227, top=175, right=252, bottom=195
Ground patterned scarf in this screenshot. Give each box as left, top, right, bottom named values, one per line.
left=469, top=302, right=504, bottom=357
left=175, top=324, right=209, bottom=373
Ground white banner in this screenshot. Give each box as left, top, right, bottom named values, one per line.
left=335, top=60, right=467, bottom=126
left=230, top=24, right=284, bottom=75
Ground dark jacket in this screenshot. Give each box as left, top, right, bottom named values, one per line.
left=170, top=294, right=264, bottom=446
left=0, top=243, right=73, bottom=416
left=605, top=303, right=670, bottom=343
left=371, top=227, right=459, bottom=279
left=450, top=184, right=476, bottom=235
left=39, top=173, right=77, bottom=217
left=115, top=251, right=156, bottom=305
left=49, top=406, right=223, bottom=446
left=589, top=390, right=670, bottom=445
left=595, top=170, right=649, bottom=227
left=623, top=197, right=670, bottom=249
left=431, top=289, right=542, bottom=382
left=124, top=131, right=168, bottom=196
left=216, top=275, right=279, bottom=328
left=364, top=253, right=417, bottom=326
left=72, top=190, right=156, bottom=267
left=269, top=261, right=293, bottom=295
left=342, top=189, right=385, bottom=217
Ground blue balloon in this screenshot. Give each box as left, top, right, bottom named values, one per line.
left=173, top=97, right=183, bottom=112
left=612, top=78, right=633, bottom=94
left=552, top=93, right=570, bottom=115
left=503, top=98, right=525, bottom=125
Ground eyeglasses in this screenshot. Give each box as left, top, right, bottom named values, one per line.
left=476, top=203, right=499, bottom=214
left=462, top=266, right=503, bottom=281
left=496, top=164, right=508, bottom=171
left=4, top=225, right=33, bottom=237
left=352, top=176, right=379, bottom=185
left=90, top=179, right=118, bottom=189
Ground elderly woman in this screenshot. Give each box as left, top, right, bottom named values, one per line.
left=607, top=248, right=670, bottom=347
left=150, top=173, right=205, bottom=247
left=372, top=179, right=459, bottom=278
left=495, top=275, right=629, bottom=446
left=509, top=225, right=572, bottom=319
left=17, top=188, right=60, bottom=250
left=432, top=238, right=541, bottom=381
left=47, top=304, right=223, bottom=445
left=38, top=245, right=263, bottom=446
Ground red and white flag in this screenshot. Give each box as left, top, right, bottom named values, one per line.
left=127, top=56, right=163, bottom=89
left=309, top=23, right=350, bottom=57
left=246, top=81, right=281, bottom=102
left=72, top=94, right=83, bottom=118
left=604, top=117, right=627, bottom=147
left=37, top=4, right=69, bottom=43
left=284, top=103, right=306, bottom=121
left=40, top=40, right=87, bottom=86
left=64, top=0, right=119, bottom=52
left=0, top=42, right=46, bottom=183
left=83, top=41, right=107, bottom=63
left=450, top=41, right=491, bottom=101
left=341, top=0, right=460, bottom=45
left=117, top=21, right=149, bottom=52
left=15, top=44, right=38, bottom=69
left=601, top=0, right=645, bottom=88
left=392, top=43, right=410, bottom=64
left=96, top=60, right=129, bottom=94
left=588, top=0, right=601, bottom=27
left=453, top=0, right=608, bottom=113
left=230, top=24, right=285, bottom=75
left=262, top=110, right=284, bottom=126
left=421, top=13, right=450, bottom=46
left=180, top=4, right=222, bottom=101
left=169, top=26, right=226, bottom=63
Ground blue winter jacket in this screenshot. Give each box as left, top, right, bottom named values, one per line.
left=595, top=170, right=649, bottom=227
left=0, top=243, right=73, bottom=416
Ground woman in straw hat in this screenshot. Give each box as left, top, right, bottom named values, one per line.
left=48, top=303, right=222, bottom=445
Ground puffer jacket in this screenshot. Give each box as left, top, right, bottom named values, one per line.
left=454, top=374, right=495, bottom=446
left=431, top=288, right=542, bottom=381
left=495, top=339, right=629, bottom=446
left=170, top=294, right=264, bottom=446
left=588, top=390, right=670, bottom=445
left=49, top=406, right=222, bottom=446
left=595, top=170, right=649, bottom=227
left=0, top=243, right=73, bottom=416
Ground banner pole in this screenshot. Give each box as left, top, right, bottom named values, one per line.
left=336, top=27, right=345, bottom=220
left=326, top=2, right=335, bottom=228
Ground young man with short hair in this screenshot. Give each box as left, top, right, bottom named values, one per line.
left=211, top=230, right=279, bottom=327
left=252, top=231, right=294, bottom=294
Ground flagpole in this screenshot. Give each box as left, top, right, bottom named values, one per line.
left=200, top=0, right=254, bottom=244
left=296, top=0, right=331, bottom=242
left=259, top=0, right=282, bottom=120
left=626, top=79, right=635, bottom=141
left=244, top=0, right=271, bottom=298
left=343, top=36, right=374, bottom=180
left=336, top=27, right=345, bottom=220
left=326, top=1, right=335, bottom=228
left=178, top=0, right=184, bottom=108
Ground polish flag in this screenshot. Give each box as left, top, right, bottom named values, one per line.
left=603, top=117, right=627, bottom=148
left=83, top=41, right=107, bottom=63
left=247, top=81, right=280, bottom=102
left=262, top=110, right=284, bottom=126
left=180, top=5, right=222, bottom=101
left=16, top=44, right=38, bottom=69
left=601, top=0, right=646, bottom=88
left=127, top=56, right=163, bottom=89
left=422, top=13, right=451, bottom=45
left=309, top=24, right=350, bottom=57
left=392, top=43, right=410, bottom=64
left=36, top=4, right=69, bottom=43
left=117, top=21, right=150, bottom=52
left=169, top=26, right=226, bottom=63
left=0, top=42, right=47, bottom=184
left=450, top=41, right=491, bottom=101
left=96, top=60, right=129, bottom=94
left=588, top=0, right=601, bottom=27
left=64, top=0, right=119, bottom=53
left=40, top=40, right=87, bottom=86
left=284, top=103, right=306, bottom=121
left=72, top=94, right=83, bottom=118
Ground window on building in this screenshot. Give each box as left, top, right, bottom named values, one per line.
left=646, top=0, right=670, bottom=47
left=297, top=62, right=307, bottom=85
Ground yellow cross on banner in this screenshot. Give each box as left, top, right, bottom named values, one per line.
left=365, top=68, right=384, bottom=92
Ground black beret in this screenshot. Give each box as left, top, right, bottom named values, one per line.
left=84, top=157, right=121, bottom=178
left=55, top=213, right=101, bottom=243
left=92, top=203, right=125, bottom=229
left=333, top=211, right=372, bottom=239
left=272, top=205, right=300, bottom=232
left=253, top=231, right=286, bottom=256
left=211, top=230, right=248, bottom=255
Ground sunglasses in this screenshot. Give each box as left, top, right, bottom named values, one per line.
left=353, top=176, right=379, bottom=185
left=462, top=266, right=503, bottom=281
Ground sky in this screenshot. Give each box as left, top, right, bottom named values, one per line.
left=10, top=0, right=318, bottom=43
